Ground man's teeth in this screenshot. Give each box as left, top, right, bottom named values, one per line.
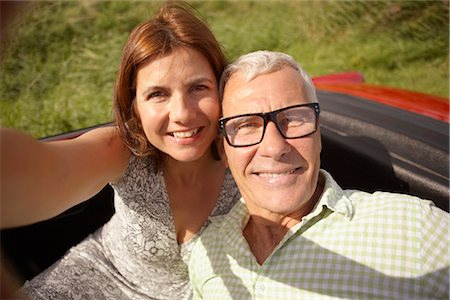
left=172, top=128, right=199, bottom=138
left=258, top=169, right=296, bottom=178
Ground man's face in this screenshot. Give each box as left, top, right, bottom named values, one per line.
left=222, top=67, right=322, bottom=221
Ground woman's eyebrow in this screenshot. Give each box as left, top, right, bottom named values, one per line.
left=188, top=77, right=215, bottom=86
left=141, top=85, right=165, bottom=98
left=140, top=76, right=214, bottom=98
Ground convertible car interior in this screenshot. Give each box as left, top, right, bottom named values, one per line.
left=1, top=86, right=448, bottom=288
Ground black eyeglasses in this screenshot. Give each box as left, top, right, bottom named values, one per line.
left=218, top=103, right=320, bottom=147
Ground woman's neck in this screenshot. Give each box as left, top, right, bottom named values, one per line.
left=162, top=149, right=227, bottom=244
left=163, top=151, right=224, bottom=187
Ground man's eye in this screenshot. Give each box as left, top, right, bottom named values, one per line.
left=234, top=122, right=261, bottom=135
left=286, top=117, right=306, bottom=127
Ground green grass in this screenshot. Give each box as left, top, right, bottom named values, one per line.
left=1, top=0, right=448, bottom=138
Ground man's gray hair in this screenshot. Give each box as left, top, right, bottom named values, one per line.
left=219, top=50, right=318, bottom=102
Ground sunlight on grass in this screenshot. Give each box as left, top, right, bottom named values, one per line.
left=1, top=0, right=448, bottom=138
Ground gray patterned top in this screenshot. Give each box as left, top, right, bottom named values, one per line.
left=21, top=155, right=240, bottom=300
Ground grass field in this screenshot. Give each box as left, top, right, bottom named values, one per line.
left=1, top=0, right=448, bottom=138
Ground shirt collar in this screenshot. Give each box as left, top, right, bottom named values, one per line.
left=306, top=169, right=354, bottom=220
left=210, top=169, right=354, bottom=229
left=210, top=197, right=248, bottom=229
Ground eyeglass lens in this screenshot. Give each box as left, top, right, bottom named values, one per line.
left=224, top=105, right=317, bottom=147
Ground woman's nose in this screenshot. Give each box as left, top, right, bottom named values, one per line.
left=169, top=93, right=197, bottom=123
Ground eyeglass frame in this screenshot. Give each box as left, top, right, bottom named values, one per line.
left=218, top=102, right=320, bottom=147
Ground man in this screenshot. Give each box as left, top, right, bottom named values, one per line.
left=189, top=50, right=449, bottom=299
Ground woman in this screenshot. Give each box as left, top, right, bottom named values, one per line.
left=1, top=2, right=240, bottom=299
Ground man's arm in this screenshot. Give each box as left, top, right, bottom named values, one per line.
left=0, top=126, right=130, bottom=228
left=419, top=201, right=449, bottom=298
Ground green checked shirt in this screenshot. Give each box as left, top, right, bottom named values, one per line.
left=189, top=170, right=449, bottom=299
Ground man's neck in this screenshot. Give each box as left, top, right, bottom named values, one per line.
left=242, top=173, right=325, bottom=264
left=243, top=215, right=298, bottom=265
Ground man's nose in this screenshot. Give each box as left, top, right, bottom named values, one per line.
left=257, top=121, right=291, bottom=159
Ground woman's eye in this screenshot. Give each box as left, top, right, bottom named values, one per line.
left=146, top=90, right=166, bottom=101
left=191, top=84, right=208, bottom=92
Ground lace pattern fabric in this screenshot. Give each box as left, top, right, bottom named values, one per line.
left=21, top=155, right=240, bottom=299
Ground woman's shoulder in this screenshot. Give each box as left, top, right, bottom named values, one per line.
left=110, top=155, right=158, bottom=189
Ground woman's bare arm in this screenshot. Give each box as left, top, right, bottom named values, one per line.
left=0, top=126, right=130, bottom=228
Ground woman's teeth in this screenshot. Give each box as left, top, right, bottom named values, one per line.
left=171, top=128, right=199, bottom=138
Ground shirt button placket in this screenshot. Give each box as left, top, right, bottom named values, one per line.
left=255, top=282, right=265, bottom=298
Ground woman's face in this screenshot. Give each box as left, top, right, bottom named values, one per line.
left=135, top=47, right=220, bottom=162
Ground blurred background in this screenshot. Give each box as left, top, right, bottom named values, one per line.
left=0, top=0, right=448, bottom=138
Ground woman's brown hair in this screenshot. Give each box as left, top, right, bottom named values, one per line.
left=113, top=1, right=226, bottom=162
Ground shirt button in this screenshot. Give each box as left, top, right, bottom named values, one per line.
left=257, top=283, right=265, bottom=292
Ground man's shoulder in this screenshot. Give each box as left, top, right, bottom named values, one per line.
left=343, top=189, right=448, bottom=219
left=195, top=200, right=244, bottom=246
left=320, top=170, right=447, bottom=219
left=190, top=206, right=239, bottom=271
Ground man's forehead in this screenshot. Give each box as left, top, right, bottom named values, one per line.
left=222, top=72, right=249, bottom=99
left=222, top=69, right=308, bottom=116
